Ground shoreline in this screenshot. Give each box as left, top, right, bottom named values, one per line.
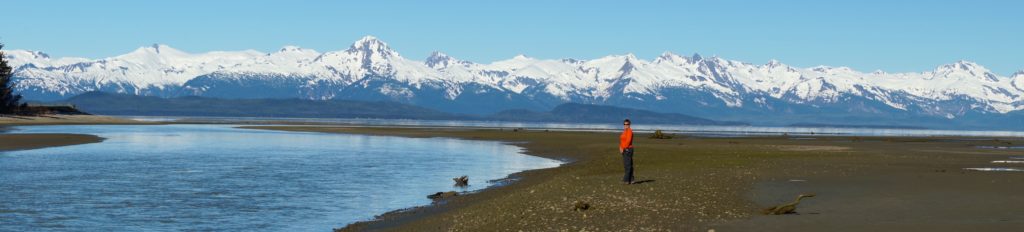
left=243, top=125, right=1024, bottom=231
left=0, top=113, right=157, bottom=152
left=237, top=126, right=599, bottom=231
left=0, top=114, right=158, bottom=126
left=0, top=114, right=155, bottom=151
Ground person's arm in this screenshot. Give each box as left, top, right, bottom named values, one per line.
left=619, top=132, right=625, bottom=154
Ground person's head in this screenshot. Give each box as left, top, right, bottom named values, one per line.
left=623, top=119, right=631, bottom=128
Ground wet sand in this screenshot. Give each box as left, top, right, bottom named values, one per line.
left=243, top=126, right=1024, bottom=231
left=0, top=133, right=105, bottom=151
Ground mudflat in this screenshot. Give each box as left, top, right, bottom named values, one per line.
left=0, top=133, right=104, bottom=151
left=242, top=126, right=1024, bottom=232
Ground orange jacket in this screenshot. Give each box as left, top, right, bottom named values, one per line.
left=620, top=128, right=633, bottom=150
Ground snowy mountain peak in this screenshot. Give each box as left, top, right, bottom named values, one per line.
left=425, top=51, right=470, bottom=69
left=144, top=44, right=182, bottom=54
left=123, top=44, right=188, bottom=60
left=935, top=60, right=998, bottom=81
left=938, top=60, right=983, bottom=72
left=617, top=54, right=640, bottom=73
left=512, top=54, right=531, bottom=60
left=1014, top=70, right=1024, bottom=77
left=346, top=35, right=398, bottom=57
left=653, top=51, right=688, bottom=64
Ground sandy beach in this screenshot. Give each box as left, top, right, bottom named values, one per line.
left=0, top=133, right=104, bottom=151
left=241, top=126, right=1024, bottom=231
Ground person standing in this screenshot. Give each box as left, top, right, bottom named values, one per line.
left=620, top=119, right=635, bottom=184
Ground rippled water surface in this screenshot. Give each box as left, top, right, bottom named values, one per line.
left=0, top=125, right=561, bottom=231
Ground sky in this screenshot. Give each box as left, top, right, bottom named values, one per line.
left=3, top=0, right=1022, bottom=75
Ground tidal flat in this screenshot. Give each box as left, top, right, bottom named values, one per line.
left=246, top=126, right=1024, bottom=231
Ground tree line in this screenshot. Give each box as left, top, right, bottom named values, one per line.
left=1, top=43, right=30, bottom=115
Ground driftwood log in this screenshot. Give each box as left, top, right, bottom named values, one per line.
left=453, top=175, right=469, bottom=187
left=763, top=193, right=815, bottom=215
left=427, top=191, right=458, bottom=200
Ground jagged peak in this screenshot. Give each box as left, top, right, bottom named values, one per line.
left=346, top=35, right=398, bottom=58
left=691, top=53, right=703, bottom=61
left=353, top=35, right=381, bottom=45
left=1013, top=70, right=1024, bottom=77
left=427, top=51, right=450, bottom=59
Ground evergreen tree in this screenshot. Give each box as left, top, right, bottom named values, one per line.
left=0, top=43, right=23, bottom=114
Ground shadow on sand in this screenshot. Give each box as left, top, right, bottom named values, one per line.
left=631, top=179, right=655, bottom=185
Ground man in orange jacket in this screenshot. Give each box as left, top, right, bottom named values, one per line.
left=620, top=119, right=635, bottom=184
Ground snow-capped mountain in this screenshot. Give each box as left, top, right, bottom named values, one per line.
left=4, top=36, right=1023, bottom=127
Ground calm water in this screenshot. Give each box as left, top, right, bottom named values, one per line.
left=0, top=124, right=562, bottom=231
left=130, top=116, right=1024, bottom=138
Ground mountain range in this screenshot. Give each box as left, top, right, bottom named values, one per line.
left=5, top=36, right=1023, bottom=129
left=62, top=92, right=736, bottom=126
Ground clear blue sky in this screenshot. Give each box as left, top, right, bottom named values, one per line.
left=3, top=0, right=1022, bottom=75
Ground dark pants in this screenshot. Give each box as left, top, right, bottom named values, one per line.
left=622, top=148, right=634, bottom=183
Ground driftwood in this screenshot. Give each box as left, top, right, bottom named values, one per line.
left=427, top=191, right=458, bottom=200
left=763, top=193, right=815, bottom=215
left=453, top=175, right=469, bottom=187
